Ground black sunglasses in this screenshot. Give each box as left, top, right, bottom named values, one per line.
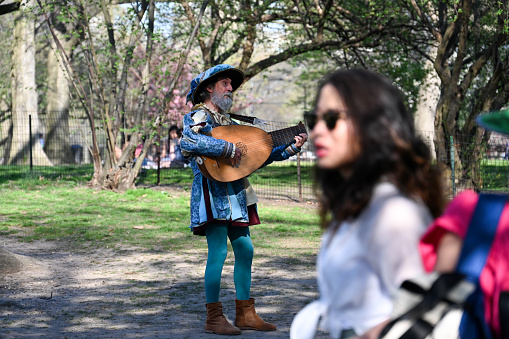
left=304, top=110, right=348, bottom=130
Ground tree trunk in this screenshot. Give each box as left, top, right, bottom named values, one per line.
left=0, top=107, right=12, bottom=165
left=95, top=0, right=160, bottom=191
left=44, top=30, right=76, bottom=165
left=102, top=135, right=154, bottom=191
left=415, top=47, right=440, bottom=160
left=10, top=0, right=51, bottom=166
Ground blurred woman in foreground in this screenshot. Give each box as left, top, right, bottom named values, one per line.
left=291, top=69, right=444, bottom=339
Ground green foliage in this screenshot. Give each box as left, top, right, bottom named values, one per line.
left=286, top=46, right=429, bottom=115
left=285, top=52, right=337, bottom=112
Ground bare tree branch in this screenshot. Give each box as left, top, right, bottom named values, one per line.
left=163, top=0, right=209, bottom=111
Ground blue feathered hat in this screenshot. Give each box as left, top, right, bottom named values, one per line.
left=186, top=64, right=244, bottom=105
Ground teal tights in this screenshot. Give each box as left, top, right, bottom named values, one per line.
left=204, top=223, right=253, bottom=303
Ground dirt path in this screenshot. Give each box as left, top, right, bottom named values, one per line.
left=0, top=234, right=327, bottom=338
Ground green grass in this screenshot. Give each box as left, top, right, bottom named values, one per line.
left=479, top=159, right=509, bottom=191
left=0, top=180, right=321, bottom=257
left=0, top=184, right=192, bottom=250
left=136, top=166, right=194, bottom=186
left=249, top=163, right=313, bottom=188
left=135, top=161, right=315, bottom=188
left=253, top=204, right=322, bottom=255
left=2, top=156, right=509, bottom=195
left=0, top=164, right=93, bottom=185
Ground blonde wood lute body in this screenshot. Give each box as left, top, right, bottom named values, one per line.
left=196, top=125, right=274, bottom=182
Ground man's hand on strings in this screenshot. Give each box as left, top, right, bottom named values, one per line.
left=230, top=148, right=242, bottom=166
left=294, top=133, right=308, bottom=148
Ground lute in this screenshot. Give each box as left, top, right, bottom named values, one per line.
left=195, top=122, right=307, bottom=182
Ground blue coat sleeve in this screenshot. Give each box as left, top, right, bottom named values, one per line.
left=180, top=110, right=231, bottom=158
left=261, top=143, right=301, bottom=167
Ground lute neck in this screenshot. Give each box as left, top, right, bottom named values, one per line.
left=268, top=122, right=307, bottom=147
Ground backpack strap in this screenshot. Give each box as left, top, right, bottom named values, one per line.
left=457, top=193, right=506, bottom=339
left=378, top=193, right=506, bottom=339
left=378, top=272, right=468, bottom=339
left=456, top=193, right=506, bottom=278
left=499, top=291, right=509, bottom=339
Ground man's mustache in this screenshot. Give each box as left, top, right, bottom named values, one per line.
left=224, top=92, right=232, bottom=98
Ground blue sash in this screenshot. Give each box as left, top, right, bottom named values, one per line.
left=457, top=193, right=506, bottom=339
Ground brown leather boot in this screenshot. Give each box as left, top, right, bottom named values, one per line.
left=204, top=301, right=241, bottom=335
left=234, top=298, right=277, bottom=331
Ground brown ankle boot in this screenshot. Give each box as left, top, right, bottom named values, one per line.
left=204, top=301, right=241, bottom=335
left=234, top=298, right=277, bottom=331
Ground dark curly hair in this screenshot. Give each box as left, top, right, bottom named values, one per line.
left=313, top=69, right=444, bottom=230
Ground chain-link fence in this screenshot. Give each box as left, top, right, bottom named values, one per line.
left=418, top=130, right=509, bottom=197
left=0, top=111, right=104, bottom=166
left=136, top=119, right=317, bottom=201
left=1, top=111, right=509, bottom=201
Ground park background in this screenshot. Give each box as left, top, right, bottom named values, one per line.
left=1, top=0, right=509, bottom=196
left=1, top=0, right=509, bottom=337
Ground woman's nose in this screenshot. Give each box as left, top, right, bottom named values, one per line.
left=310, top=119, right=327, bottom=138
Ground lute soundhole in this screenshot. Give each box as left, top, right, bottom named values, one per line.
left=236, top=142, right=248, bottom=156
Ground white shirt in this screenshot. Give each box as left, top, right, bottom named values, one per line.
left=291, top=182, right=432, bottom=339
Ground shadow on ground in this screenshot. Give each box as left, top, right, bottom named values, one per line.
left=0, top=238, right=329, bottom=338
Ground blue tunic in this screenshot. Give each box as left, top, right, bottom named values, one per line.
left=180, top=108, right=300, bottom=234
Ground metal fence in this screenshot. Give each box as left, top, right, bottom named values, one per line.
left=1, top=111, right=509, bottom=201
left=0, top=111, right=103, bottom=167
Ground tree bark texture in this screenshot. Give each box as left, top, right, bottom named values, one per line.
left=411, top=0, right=509, bottom=192
left=415, top=46, right=440, bottom=161
left=0, top=111, right=12, bottom=165
left=10, top=0, right=51, bottom=166
left=44, top=28, right=77, bottom=165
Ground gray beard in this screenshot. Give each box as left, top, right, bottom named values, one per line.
left=211, top=91, right=233, bottom=113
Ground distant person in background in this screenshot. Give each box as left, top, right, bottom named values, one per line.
left=135, top=137, right=143, bottom=158
left=291, top=69, right=444, bottom=339
left=157, top=134, right=171, bottom=168
left=115, top=145, right=123, bottom=160
left=134, top=135, right=150, bottom=168
left=168, top=125, right=188, bottom=168
left=38, top=133, right=44, bottom=148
